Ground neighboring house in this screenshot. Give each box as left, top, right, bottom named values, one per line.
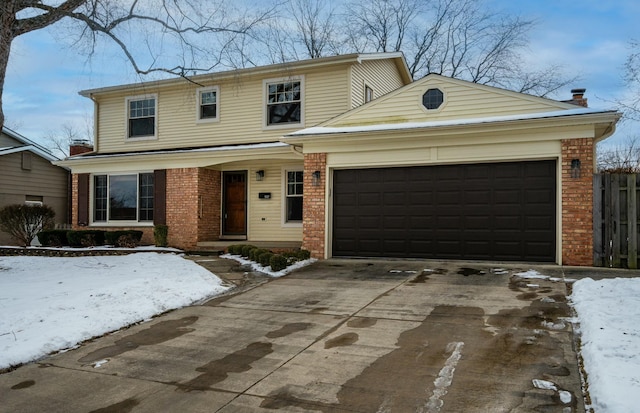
left=57, top=53, right=621, bottom=266
left=0, top=127, right=69, bottom=245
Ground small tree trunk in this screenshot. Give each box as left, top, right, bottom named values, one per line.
left=0, top=2, right=17, bottom=131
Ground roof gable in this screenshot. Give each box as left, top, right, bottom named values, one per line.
left=322, top=74, right=580, bottom=128
left=0, top=127, right=60, bottom=162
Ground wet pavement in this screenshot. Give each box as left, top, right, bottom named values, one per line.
left=0, top=256, right=609, bottom=412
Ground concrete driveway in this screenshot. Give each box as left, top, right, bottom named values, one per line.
left=0, top=258, right=583, bottom=412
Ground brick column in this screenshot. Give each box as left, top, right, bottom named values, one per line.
left=198, top=168, right=221, bottom=243
left=561, top=138, right=594, bottom=266
left=166, top=168, right=200, bottom=250
left=71, top=174, right=79, bottom=229
left=303, top=153, right=327, bottom=259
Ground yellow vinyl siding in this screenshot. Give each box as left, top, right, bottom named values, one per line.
left=221, top=160, right=303, bottom=242
left=350, top=59, right=406, bottom=108
left=94, top=65, right=352, bottom=154
left=331, top=76, right=573, bottom=127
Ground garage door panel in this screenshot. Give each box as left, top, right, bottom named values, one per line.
left=333, top=160, right=556, bottom=262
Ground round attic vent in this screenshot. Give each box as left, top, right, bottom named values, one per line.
left=422, top=88, right=444, bottom=110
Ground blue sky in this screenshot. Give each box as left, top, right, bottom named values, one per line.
left=3, top=0, right=638, bottom=149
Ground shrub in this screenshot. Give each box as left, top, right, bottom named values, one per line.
left=105, top=230, right=143, bottom=247
left=269, top=254, right=288, bottom=272
left=226, top=244, right=243, bottom=255
left=240, top=244, right=257, bottom=258
left=66, top=230, right=106, bottom=247
left=297, top=249, right=311, bottom=260
left=258, top=252, right=274, bottom=267
left=0, top=204, right=55, bottom=246
left=249, top=248, right=268, bottom=262
left=37, top=229, right=69, bottom=247
left=154, top=225, right=169, bottom=247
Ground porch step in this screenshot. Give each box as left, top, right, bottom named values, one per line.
left=195, top=240, right=302, bottom=253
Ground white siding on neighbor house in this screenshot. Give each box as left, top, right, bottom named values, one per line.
left=221, top=160, right=303, bottom=242
left=350, top=59, right=406, bottom=108
left=333, top=77, right=572, bottom=127
left=94, top=65, right=352, bottom=154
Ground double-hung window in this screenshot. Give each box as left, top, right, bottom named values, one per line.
left=93, top=173, right=154, bottom=223
left=127, top=95, right=157, bottom=138
left=285, top=170, right=303, bottom=223
left=265, top=78, right=303, bottom=127
left=197, top=86, right=219, bottom=122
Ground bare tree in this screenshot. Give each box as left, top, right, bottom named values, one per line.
left=0, top=0, right=274, bottom=131
left=619, top=39, right=640, bottom=121
left=341, top=0, right=576, bottom=96
left=290, top=0, right=338, bottom=58
left=597, top=136, right=640, bottom=173
left=42, top=122, right=93, bottom=159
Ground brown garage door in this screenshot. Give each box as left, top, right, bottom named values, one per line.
left=332, top=160, right=556, bottom=262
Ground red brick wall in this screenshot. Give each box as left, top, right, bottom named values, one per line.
left=303, top=153, right=327, bottom=258
left=561, top=138, right=594, bottom=266
left=71, top=174, right=79, bottom=229
left=198, top=168, right=221, bottom=243
left=166, top=168, right=199, bottom=249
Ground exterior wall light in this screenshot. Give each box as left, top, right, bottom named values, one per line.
left=571, top=159, right=581, bottom=178
left=256, top=170, right=265, bottom=181
left=312, top=170, right=321, bottom=186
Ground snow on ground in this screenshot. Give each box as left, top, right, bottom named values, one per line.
left=0, top=252, right=229, bottom=370
left=221, top=253, right=316, bottom=277
left=570, top=277, right=640, bottom=413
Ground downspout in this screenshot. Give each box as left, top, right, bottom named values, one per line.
left=88, top=93, right=99, bottom=153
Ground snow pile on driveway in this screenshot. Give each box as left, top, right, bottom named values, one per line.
left=570, top=277, right=640, bottom=413
left=0, top=253, right=229, bottom=370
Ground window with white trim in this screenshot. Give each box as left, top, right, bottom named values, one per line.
left=93, top=173, right=154, bottom=223
left=266, top=79, right=303, bottom=126
left=285, top=170, right=303, bottom=223
left=127, top=95, right=157, bottom=138
left=197, top=86, right=219, bottom=121
left=365, top=85, right=374, bottom=103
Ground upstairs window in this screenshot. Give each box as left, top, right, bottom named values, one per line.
left=93, top=173, right=154, bottom=223
left=365, top=85, right=374, bottom=103
left=285, top=170, right=303, bottom=223
left=197, top=86, right=219, bottom=122
left=127, top=95, right=157, bottom=138
left=266, top=79, right=303, bottom=127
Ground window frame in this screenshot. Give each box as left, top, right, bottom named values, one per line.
left=263, top=76, right=305, bottom=130
left=196, top=86, right=220, bottom=123
left=282, top=168, right=304, bottom=227
left=364, top=85, right=374, bottom=103
left=91, top=172, right=155, bottom=225
left=125, top=94, right=158, bottom=140
left=421, top=88, right=446, bottom=112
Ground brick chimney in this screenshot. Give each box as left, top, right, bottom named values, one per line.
left=69, top=139, right=94, bottom=156
left=564, top=88, right=588, bottom=107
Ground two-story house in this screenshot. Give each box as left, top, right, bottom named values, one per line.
left=0, top=127, right=69, bottom=245
left=58, top=52, right=621, bottom=266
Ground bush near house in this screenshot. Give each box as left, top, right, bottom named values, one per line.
left=154, top=225, right=169, bottom=247
left=105, top=230, right=143, bottom=248
left=67, top=230, right=106, bottom=247
left=37, top=230, right=70, bottom=247
left=227, top=244, right=311, bottom=272
left=0, top=204, right=55, bottom=247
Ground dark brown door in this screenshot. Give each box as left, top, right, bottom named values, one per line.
left=223, top=171, right=247, bottom=236
left=333, top=160, right=556, bottom=262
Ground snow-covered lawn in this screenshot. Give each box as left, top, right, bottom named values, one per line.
left=0, top=252, right=229, bottom=370
left=570, top=277, right=640, bottom=413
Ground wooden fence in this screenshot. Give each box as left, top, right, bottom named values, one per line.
left=593, top=173, right=640, bottom=268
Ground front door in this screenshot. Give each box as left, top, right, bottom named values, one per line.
left=222, top=171, right=247, bottom=236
